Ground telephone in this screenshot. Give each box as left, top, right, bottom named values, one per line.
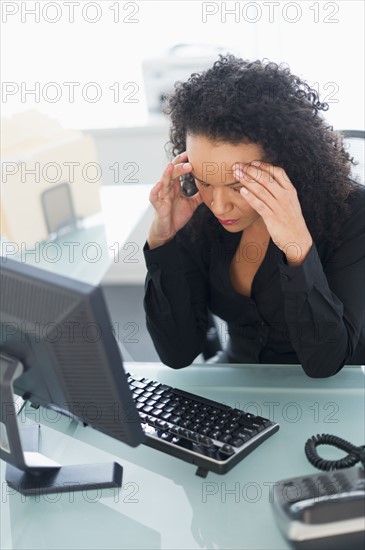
left=180, top=172, right=199, bottom=197
left=272, top=434, right=365, bottom=549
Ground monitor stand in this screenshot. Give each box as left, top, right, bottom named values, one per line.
left=0, top=353, right=123, bottom=496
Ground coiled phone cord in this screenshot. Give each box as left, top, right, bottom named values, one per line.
left=305, top=434, right=365, bottom=471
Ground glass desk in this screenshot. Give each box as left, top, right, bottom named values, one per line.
left=1, top=362, right=364, bottom=550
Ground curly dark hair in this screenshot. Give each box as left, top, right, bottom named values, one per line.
left=164, top=54, right=359, bottom=248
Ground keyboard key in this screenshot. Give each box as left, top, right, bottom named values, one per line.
left=198, top=436, right=214, bottom=447
left=131, top=380, right=148, bottom=389
left=239, top=426, right=258, bottom=436
left=219, top=444, right=235, bottom=456
left=180, top=420, right=190, bottom=428
left=190, top=432, right=200, bottom=443
left=190, top=424, right=201, bottom=433
left=146, top=416, right=158, bottom=427
left=160, top=397, right=171, bottom=404
left=253, top=416, right=272, bottom=428
left=230, top=438, right=245, bottom=447
left=149, top=394, right=160, bottom=401
left=234, top=429, right=253, bottom=440
left=156, top=419, right=168, bottom=430
left=226, top=423, right=239, bottom=432
left=170, top=425, right=181, bottom=436
left=137, top=396, right=148, bottom=403
left=219, top=435, right=232, bottom=444
left=232, top=430, right=251, bottom=442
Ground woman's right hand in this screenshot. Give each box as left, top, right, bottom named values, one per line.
left=147, top=152, right=203, bottom=249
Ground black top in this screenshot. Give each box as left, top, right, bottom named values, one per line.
left=143, top=185, right=365, bottom=377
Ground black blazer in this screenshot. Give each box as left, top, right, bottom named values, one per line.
left=143, top=184, right=365, bottom=377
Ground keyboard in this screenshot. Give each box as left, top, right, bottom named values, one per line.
left=127, top=373, right=279, bottom=477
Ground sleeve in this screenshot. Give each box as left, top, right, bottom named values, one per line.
left=278, top=203, right=365, bottom=378
left=143, top=236, right=209, bottom=368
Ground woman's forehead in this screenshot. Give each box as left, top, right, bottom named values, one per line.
left=186, top=135, right=264, bottom=180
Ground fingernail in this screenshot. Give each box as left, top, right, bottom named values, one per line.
left=183, top=163, right=191, bottom=170
left=233, top=168, right=244, bottom=178
left=251, top=160, right=261, bottom=167
left=240, top=186, right=249, bottom=195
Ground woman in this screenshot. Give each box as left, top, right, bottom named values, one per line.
left=143, top=55, right=365, bottom=377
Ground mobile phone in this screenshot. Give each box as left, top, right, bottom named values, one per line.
left=180, top=173, right=199, bottom=197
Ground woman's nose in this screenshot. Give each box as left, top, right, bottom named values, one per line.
left=211, top=187, right=232, bottom=215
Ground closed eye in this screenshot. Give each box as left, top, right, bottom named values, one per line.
left=194, top=179, right=210, bottom=189
left=195, top=179, right=242, bottom=192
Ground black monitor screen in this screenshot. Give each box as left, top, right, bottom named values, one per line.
left=0, top=257, right=144, bottom=448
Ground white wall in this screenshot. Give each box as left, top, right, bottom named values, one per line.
left=2, top=1, right=364, bottom=131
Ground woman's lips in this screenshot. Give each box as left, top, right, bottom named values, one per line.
left=217, top=218, right=239, bottom=226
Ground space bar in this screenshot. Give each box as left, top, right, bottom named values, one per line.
left=172, top=388, right=230, bottom=410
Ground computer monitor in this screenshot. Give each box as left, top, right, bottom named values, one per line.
left=0, top=257, right=145, bottom=495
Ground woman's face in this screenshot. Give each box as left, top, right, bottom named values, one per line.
left=186, top=134, right=265, bottom=232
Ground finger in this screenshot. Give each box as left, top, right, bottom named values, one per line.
left=149, top=180, right=165, bottom=204
left=157, top=163, right=175, bottom=195
left=160, top=161, right=182, bottom=189
left=156, top=160, right=193, bottom=201
left=243, top=161, right=293, bottom=190
left=233, top=164, right=278, bottom=202
left=172, top=151, right=188, bottom=165
left=172, top=152, right=193, bottom=183
left=151, top=164, right=175, bottom=201
left=163, top=160, right=192, bottom=183
left=239, top=185, right=273, bottom=218
left=171, top=162, right=192, bottom=184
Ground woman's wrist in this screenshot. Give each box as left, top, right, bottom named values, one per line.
left=147, top=233, right=175, bottom=250
left=147, top=220, right=175, bottom=250
left=284, top=236, right=313, bottom=266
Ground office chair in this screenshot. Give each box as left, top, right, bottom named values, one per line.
left=340, top=130, right=365, bottom=185
left=41, top=181, right=78, bottom=238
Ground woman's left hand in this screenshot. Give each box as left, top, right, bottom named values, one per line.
left=233, top=161, right=313, bottom=266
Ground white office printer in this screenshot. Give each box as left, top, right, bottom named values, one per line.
left=142, top=43, right=228, bottom=114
